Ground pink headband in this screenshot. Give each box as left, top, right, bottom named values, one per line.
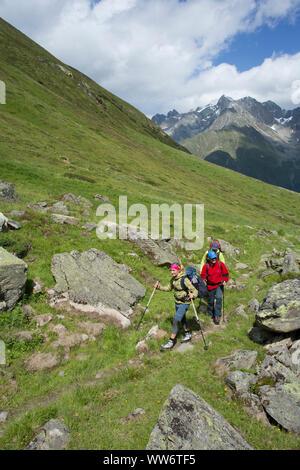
left=170, top=264, right=180, bottom=270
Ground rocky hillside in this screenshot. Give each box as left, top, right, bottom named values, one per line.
left=152, top=96, right=300, bottom=192
left=0, top=18, right=300, bottom=451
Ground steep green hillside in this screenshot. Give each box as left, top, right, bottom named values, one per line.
left=0, top=18, right=300, bottom=451
left=182, top=124, right=300, bottom=192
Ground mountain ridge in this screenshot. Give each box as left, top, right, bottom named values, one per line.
left=152, top=95, right=300, bottom=192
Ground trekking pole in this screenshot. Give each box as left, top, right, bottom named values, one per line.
left=191, top=299, right=208, bottom=350
left=222, top=284, right=225, bottom=323
left=135, top=286, right=157, bottom=331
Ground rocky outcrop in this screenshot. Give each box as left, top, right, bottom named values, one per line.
left=101, top=222, right=180, bottom=266
left=260, top=249, right=300, bottom=276
left=255, top=279, right=300, bottom=334
left=49, top=249, right=146, bottom=328
left=146, top=384, right=253, bottom=450
left=0, top=247, right=27, bottom=310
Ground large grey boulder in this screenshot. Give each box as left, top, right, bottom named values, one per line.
left=0, top=247, right=27, bottom=310
left=0, top=180, right=19, bottom=202
left=25, top=419, right=70, bottom=450
left=258, top=383, right=300, bottom=434
left=50, top=249, right=146, bottom=328
left=255, top=279, right=300, bottom=333
left=146, top=384, right=253, bottom=450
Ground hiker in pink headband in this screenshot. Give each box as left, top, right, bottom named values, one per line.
left=170, top=264, right=180, bottom=271
left=154, top=264, right=198, bottom=350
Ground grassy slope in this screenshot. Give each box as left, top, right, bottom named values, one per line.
left=0, top=18, right=300, bottom=450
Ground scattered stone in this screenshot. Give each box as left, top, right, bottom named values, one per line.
left=214, top=350, right=258, bottom=376
left=226, top=279, right=246, bottom=291
left=21, top=305, right=36, bottom=319
left=121, top=408, right=145, bottom=424
left=235, top=304, right=248, bottom=318
left=0, top=248, right=27, bottom=310
left=145, top=325, right=167, bottom=341
left=248, top=298, right=260, bottom=313
left=8, top=210, right=26, bottom=218
left=82, top=223, right=97, bottom=231
left=7, top=219, right=21, bottom=230
left=217, top=239, right=242, bottom=259
left=58, top=371, right=65, bottom=377
left=173, top=343, right=194, bottom=354
left=14, top=331, right=33, bottom=342
left=225, top=371, right=258, bottom=395
left=27, top=201, right=49, bottom=213
left=48, top=202, right=69, bottom=215
left=136, top=340, right=149, bottom=354
left=258, top=270, right=274, bottom=279
left=32, top=278, right=45, bottom=294
left=25, top=419, right=70, bottom=450
left=61, top=193, right=92, bottom=207
left=93, top=194, right=111, bottom=203
left=282, top=248, right=300, bottom=275
left=25, top=352, right=58, bottom=372
left=56, top=64, right=73, bottom=77
left=50, top=324, right=67, bottom=337
left=78, top=321, right=105, bottom=337
left=0, top=411, right=8, bottom=423
left=263, top=338, right=293, bottom=355
left=51, top=333, right=89, bottom=352
left=235, top=263, right=249, bottom=270
left=257, top=355, right=296, bottom=384
left=146, top=384, right=253, bottom=450
left=34, top=314, right=53, bottom=327
left=50, top=214, right=79, bottom=225
left=0, top=180, right=19, bottom=202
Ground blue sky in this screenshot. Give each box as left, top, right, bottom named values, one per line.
left=0, top=0, right=300, bottom=115
left=216, top=15, right=300, bottom=72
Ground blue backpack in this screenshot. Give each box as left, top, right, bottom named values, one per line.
left=181, top=267, right=208, bottom=299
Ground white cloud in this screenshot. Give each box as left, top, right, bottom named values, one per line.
left=291, top=79, right=300, bottom=105
left=0, top=0, right=300, bottom=115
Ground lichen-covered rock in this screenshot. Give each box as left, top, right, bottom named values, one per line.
left=146, top=384, right=253, bottom=450
left=0, top=247, right=27, bottom=310
left=255, top=279, right=300, bottom=333
left=214, top=350, right=258, bottom=376
left=50, top=249, right=145, bottom=328
left=258, top=383, right=300, bottom=434
left=225, top=371, right=258, bottom=395
left=25, top=419, right=70, bottom=450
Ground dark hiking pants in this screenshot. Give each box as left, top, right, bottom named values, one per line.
left=207, top=285, right=223, bottom=319
left=172, top=303, right=190, bottom=335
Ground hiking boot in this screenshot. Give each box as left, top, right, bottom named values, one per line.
left=181, top=331, right=192, bottom=343
left=160, top=338, right=175, bottom=351
left=213, top=317, right=221, bottom=325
